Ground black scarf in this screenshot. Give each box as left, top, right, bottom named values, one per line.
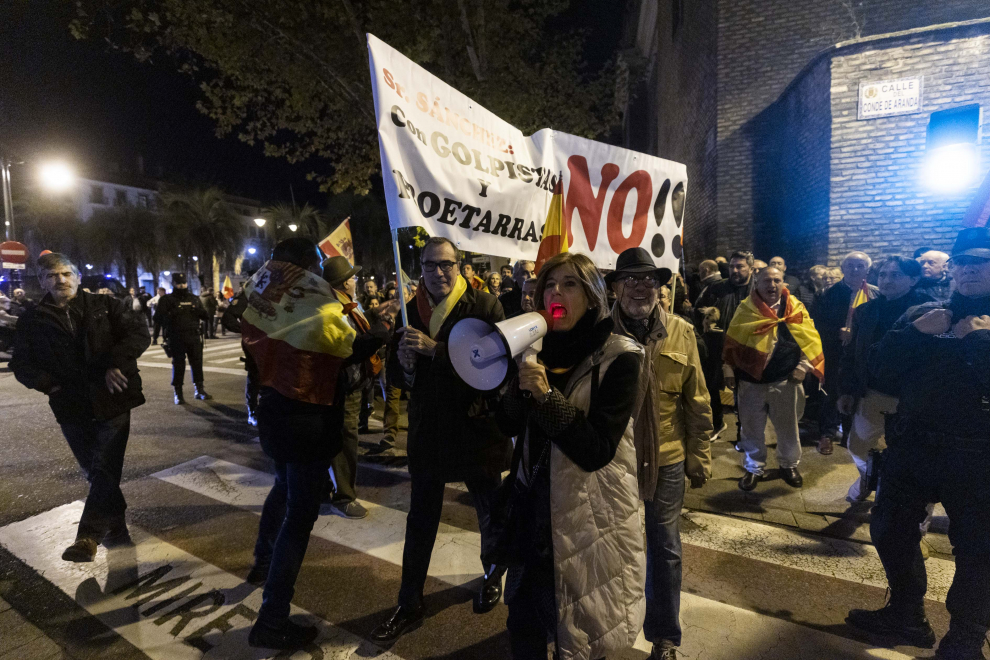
left=538, top=309, right=614, bottom=370
left=947, top=292, right=990, bottom=323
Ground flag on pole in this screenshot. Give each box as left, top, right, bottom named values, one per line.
left=319, top=217, right=355, bottom=266
left=846, top=281, right=876, bottom=328
left=222, top=275, right=234, bottom=299
left=534, top=176, right=567, bottom=274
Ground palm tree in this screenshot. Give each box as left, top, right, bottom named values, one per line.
left=163, top=188, right=243, bottom=290
left=84, top=206, right=166, bottom=289
left=16, top=192, right=83, bottom=264
left=265, top=202, right=325, bottom=242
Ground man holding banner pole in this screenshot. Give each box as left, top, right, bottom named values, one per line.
left=371, top=235, right=512, bottom=644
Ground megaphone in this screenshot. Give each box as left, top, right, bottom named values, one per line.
left=448, top=311, right=550, bottom=390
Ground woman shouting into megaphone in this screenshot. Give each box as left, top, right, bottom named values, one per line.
left=494, top=251, right=646, bottom=660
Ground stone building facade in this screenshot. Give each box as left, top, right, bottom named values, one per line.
left=622, top=0, right=990, bottom=267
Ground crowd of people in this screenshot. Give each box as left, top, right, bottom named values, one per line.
left=6, top=224, right=989, bottom=660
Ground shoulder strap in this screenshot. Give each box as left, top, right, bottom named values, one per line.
left=589, top=363, right=601, bottom=412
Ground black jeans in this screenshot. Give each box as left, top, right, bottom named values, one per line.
left=60, top=412, right=131, bottom=540
left=398, top=473, right=500, bottom=608
left=170, top=335, right=204, bottom=386
left=505, top=549, right=557, bottom=659
left=872, top=434, right=990, bottom=634
left=254, top=460, right=329, bottom=625
left=644, top=461, right=685, bottom=646
left=244, top=350, right=260, bottom=414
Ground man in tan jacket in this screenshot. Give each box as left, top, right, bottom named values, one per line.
left=609, top=247, right=713, bottom=660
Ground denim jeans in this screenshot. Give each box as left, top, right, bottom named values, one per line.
left=329, top=390, right=362, bottom=504
left=398, top=473, right=500, bottom=608
left=60, top=412, right=131, bottom=541
left=254, top=461, right=329, bottom=625
left=872, top=434, right=990, bottom=634
left=644, top=461, right=685, bottom=646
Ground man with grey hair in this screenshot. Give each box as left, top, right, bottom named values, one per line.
left=812, top=251, right=877, bottom=455
left=11, top=253, right=150, bottom=562
left=498, top=259, right=537, bottom=317
left=916, top=249, right=952, bottom=302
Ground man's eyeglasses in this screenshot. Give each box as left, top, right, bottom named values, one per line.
left=422, top=260, right=457, bottom=273
left=618, top=274, right=660, bottom=288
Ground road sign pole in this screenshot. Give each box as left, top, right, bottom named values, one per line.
left=1, top=158, right=14, bottom=243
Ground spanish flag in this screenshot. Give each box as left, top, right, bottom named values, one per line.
left=222, top=275, right=234, bottom=299
left=241, top=260, right=356, bottom=405
left=534, top=175, right=567, bottom=274
left=723, top=288, right=825, bottom=382
left=846, top=281, right=876, bottom=328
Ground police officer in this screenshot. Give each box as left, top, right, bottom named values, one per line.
left=847, top=226, right=990, bottom=660
left=154, top=273, right=212, bottom=404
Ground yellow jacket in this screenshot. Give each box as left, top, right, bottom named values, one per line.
left=613, top=306, right=713, bottom=499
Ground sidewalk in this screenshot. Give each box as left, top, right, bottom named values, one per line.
left=687, top=412, right=952, bottom=556
left=0, top=597, right=70, bottom=660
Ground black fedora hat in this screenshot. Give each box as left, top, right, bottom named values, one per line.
left=322, top=256, right=362, bottom=287
left=604, top=247, right=673, bottom=286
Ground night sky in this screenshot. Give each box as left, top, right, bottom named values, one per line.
left=0, top=1, right=623, bottom=206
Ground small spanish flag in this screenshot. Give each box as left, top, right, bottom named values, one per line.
left=222, top=275, right=235, bottom=300
left=846, top=281, right=876, bottom=327
left=534, top=174, right=567, bottom=274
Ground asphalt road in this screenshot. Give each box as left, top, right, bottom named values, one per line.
left=0, top=336, right=962, bottom=659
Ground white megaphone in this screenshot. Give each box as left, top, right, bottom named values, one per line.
left=448, top=311, right=550, bottom=390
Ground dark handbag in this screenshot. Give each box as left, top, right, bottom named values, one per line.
left=481, top=428, right=550, bottom=568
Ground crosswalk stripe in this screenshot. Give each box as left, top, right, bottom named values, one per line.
left=152, top=456, right=918, bottom=659
left=212, top=356, right=246, bottom=364
left=138, top=362, right=246, bottom=376
left=0, top=501, right=405, bottom=660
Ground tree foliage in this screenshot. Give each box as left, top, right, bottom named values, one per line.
left=163, top=187, right=243, bottom=288
left=71, top=0, right=620, bottom=194
left=265, top=201, right=325, bottom=242
left=84, top=205, right=167, bottom=288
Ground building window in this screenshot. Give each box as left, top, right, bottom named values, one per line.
left=89, top=185, right=106, bottom=204
left=672, top=0, right=683, bottom=37
left=114, top=189, right=128, bottom=206
left=137, top=193, right=149, bottom=209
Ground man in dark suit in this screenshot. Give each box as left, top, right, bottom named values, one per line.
left=371, top=237, right=512, bottom=643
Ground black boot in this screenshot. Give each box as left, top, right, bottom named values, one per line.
left=194, top=383, right=212, bottom=400
left=935, top=622, right=990, bottom=660
left=248, top=619, right=318, bottom=650
left=246, top=560, right=271, bottom=587
left=174, top=387, right=185, bottom=405
left=474, top=566, right=506, bottom=613
left=846, top=602, right=936, bottom=648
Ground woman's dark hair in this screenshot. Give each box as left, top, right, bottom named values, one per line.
left=880, top=255, right=922, bottom=279
left=534, top=252, right=609, bottom=322
left=271, top=238, right=321, bottom=269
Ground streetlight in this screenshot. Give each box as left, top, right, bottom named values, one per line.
left=288, top=223, right=298, bottom=232
left=253, top=218, right=267, bottom=227
left=248, top=247, right=257, bottom=255
left=38, top=161, right=76, bottom=193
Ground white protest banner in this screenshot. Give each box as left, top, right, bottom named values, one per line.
left=368, top=34, right=687, bottom=272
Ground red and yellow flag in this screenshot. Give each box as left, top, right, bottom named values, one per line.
left=222, top=275, right=234, bottom=299
left=534, top=176, right=567, bottom=274
left=846, top=281, right=876, bottom=328
left=319, top=217, right=355, bottom=266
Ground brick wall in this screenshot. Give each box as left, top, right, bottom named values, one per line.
left=751, top=58, right=834, bottom=271
left=828, top=27, right=990, bottom=264
left=651, top=0, right=719, bottom=263
left=715, top=0, right=990, bottom=258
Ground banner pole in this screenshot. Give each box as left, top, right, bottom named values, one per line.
left=391, top=228, right=410, bottom=329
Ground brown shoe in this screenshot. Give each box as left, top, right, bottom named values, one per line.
left=62, top=538, right=98, bottom=563
left=817, top=435, right=834, bottom=455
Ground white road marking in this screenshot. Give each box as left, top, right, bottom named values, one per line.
left=681, top=510, right=955, bottom=603
left=153, top=457, right=915, bottom=659
left=0, top=501, right=404, bottom=660
left=138, top=362, right=247, bottom=376
left=212, top=356, right=247, bottom=364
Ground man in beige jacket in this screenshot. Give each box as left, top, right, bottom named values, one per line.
left=609, top=247, right=713, bottom=660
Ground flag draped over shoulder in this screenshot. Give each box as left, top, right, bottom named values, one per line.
left=534, top=176, right=567, bottom=274
left=241, top=260, right=356, bottom=405
left=723, top=288, right=824, bottom=382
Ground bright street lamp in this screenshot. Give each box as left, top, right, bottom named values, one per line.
left=248, top=247, right=257, bottom=255
left=38, top=161, right=76, bottom=193
left=288, top=223, right=298, bottom=232
left=253, top=218, right=267, bottom=227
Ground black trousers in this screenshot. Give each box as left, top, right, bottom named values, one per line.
left=398, top=473, right=500, bottom=608
left=60, top=412, right=131, bottom=540
left=872, top=434, right=990, bottom=634
left=244, top=350, right=260, bottom=414
left=170, top=334, right=204, bottom=386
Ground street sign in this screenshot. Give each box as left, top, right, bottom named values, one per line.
left=1, top=241, right=28, bottom=270
left=858, top=77, right=923, bottom=120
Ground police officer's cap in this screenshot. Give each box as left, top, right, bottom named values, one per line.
left=952, top=227, right=990, bottom=260
left=172, top=272, right=187, bottom=286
